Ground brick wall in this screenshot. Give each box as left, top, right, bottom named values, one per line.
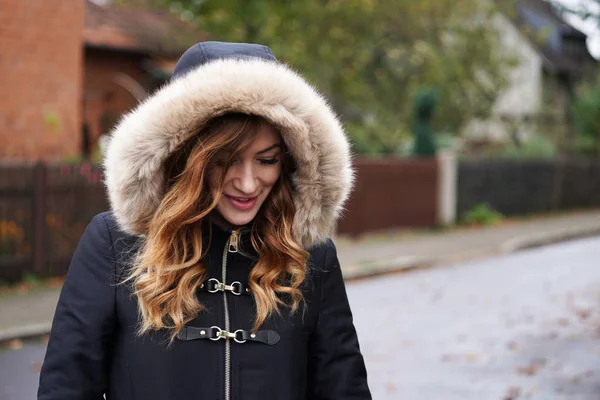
left=0, top=1, right=84, bottom=160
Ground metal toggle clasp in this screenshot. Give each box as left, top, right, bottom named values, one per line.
left=207, top=278, right=244, bottom=295
left=210, top=326, right=247, bottom=343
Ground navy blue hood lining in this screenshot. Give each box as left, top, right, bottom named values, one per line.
left=172, top=41, right=277, bottom=81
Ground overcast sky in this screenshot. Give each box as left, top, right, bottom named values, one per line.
left=556, top=0, right=600, bottom=57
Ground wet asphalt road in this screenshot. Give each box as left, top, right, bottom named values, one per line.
left=0, top=339, right=45, bottom=400
left=2, top=236, right=600, bottom=399
left=350, top=236, right=600, bottom=400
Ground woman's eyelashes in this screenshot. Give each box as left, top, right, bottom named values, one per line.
left=258, top=158, right=279, bottom=165
left=214, top=157, right=279, bottom=167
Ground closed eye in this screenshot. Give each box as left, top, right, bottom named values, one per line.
left=258, top=158, right=279, bottom=165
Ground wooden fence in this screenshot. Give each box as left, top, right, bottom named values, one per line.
left=457, top=159, right=600, bottom=217
left=2, top=157, right=597, bottom=282
left=0, top=158, right=440, bottom=281
left=337, top=158, right=439, bottom=235
left=0, top=162, right=108, bottom=282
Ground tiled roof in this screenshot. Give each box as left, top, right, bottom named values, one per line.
left=84, top=0, right=206, bottom=57
left=519, top=0, right=586, bottom=37
left=513, top=0, right=597, bottom=74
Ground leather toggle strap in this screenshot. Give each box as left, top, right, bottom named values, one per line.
left=176, top=326, right=280, bottom=345
left=199, top=278, right=251, bottom=296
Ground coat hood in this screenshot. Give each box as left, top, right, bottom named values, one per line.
left=103, top=41, right=354, bottom=248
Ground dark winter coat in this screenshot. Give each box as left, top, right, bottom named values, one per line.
left=38, top=42, right=371, bottom=399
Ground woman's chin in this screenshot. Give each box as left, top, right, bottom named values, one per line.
left=214, top=207, right=258, bottom=229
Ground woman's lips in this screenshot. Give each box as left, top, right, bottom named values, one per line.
left=225, top=194, right=257, bottom=211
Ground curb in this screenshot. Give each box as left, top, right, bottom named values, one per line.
left=499, top=225, right=600, bottom=253
left=343, top=225, right=600, bottom=282
left=342, top=255, right=433, bottom=281
left=1, top=226, right=599, bottom=344
left=0, top=323, right=51, bottom=343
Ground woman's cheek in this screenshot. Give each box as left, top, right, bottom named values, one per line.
left=268, top=166, right=282, bottom=185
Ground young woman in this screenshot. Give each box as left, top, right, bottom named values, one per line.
left=38, top=41, right=371, bottom=400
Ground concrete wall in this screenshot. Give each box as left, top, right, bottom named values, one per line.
left=0, top=0, right=84, bottom=160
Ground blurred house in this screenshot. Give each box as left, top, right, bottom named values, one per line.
left=466, top=0, right=597, bottom=143
left=0, top=0, right=203, bottom=161
left=83, top=0, right=204, bottom=157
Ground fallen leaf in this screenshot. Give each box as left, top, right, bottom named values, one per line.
left=506, top=341, right=520, bottom=352
left=441, top=353, right=478, bottom=363
left=31, top=361, right=42, bottom=373
left=517, top=364, right=539, bottom=376
left=569, top=370, right=594, bottom=382
left=547, top=331, right=559, bottom=339
left=526, top=385, right=538, bottom=396
left=45, top=277, right=64, bottom=288
left=15, top=284, right=32, bottom=294
left=503, top=386, right=521, bottom=400
left=7, top=339, right=23, bottom=350
left=570, top=374, right=582, bottom=383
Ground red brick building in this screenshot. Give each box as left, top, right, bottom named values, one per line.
left=0, top=0, right=202, bottom=161
left=0, top=1, right=84, bottom=160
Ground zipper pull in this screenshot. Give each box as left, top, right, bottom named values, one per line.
left=228, top=231, right=239, bottom=253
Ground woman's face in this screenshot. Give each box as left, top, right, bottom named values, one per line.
left=209, top=123, right=283, bottom=228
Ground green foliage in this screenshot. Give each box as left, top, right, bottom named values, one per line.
left=461, top=203, right=503, bottom=226
left=574, top=134, right=598, bottom=157
left=411, top=87, right=439, bottom=157
left=42, top=110, right=62, bottom=135
left=498, top=135, right=558, bottom=159
left=60, top=143, right=104, bottom=165
left=346, top=115, right=410, bottom=156
left=21, top=273, right=43, bottom=289
left=572, top=74, right=600, bottom=157
left=132, top=0, right=516, bottom=155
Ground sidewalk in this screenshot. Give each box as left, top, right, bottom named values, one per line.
left=1, top=210, right=600, bottom=342
left=337, top=210, right=600, bottom=279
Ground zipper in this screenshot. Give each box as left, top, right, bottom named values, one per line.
left=229, top=231, right=239, bottom=253
left=222, top=229, right=239, bottom=400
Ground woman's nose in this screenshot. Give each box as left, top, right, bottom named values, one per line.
left=232, top=163, right=258, bottom=194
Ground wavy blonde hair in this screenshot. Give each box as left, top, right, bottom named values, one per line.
left=125, top=113, right=309, bottom=341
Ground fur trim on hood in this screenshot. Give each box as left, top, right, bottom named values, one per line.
left=103, top=42, right=354, bottom=248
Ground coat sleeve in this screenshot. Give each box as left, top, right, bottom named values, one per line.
left=38, top=214, right=116, bottom=399
left=307, top=241, right=372, bottom=399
